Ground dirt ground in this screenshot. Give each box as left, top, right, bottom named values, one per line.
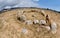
left=0, top=8, right=60, bottom=38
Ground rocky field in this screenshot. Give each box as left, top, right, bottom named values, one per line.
left=0, top=7, right=60, bottom=38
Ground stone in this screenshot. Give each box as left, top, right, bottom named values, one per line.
left=39, top=20, right=46, bottom=25
left=41, top=10, right=45, bottom=13
left=46, top=14, right=50, bottom=21
left=33, top=20, right=39, bottom=24
left=20, top=15, right=26, bottom=21
left=21, top=28, right=28, bottom=34
left=45, top=26, right=50, bottom=31
left=25, top=20, right=33, bottom=25
left=40, top=25, right=50, bottom=31
left=51, top=22, right=57, bottom=34
left=17, top=11, right=23, bottom=17
left=36, top=28, right=40, bottom=32
left=41, top=10, right=46, bottom=17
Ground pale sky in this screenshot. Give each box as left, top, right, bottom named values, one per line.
left=0, top=0, right=60, bottom=11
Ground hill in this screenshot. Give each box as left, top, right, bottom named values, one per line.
left=0, top=7, right=60, bottom=38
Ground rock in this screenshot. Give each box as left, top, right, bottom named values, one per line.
left=50, top=22, right=57, bottom=34
left=41, top=10, right=46, bottom=17
left=41, top=10, right=45, bottom=13
left=40, top=25, right=50, bottom=31
left=36, top=28, right=40, bottom=32
left=45, top=26, right=50, bottom=31
left=21, top=28, right=28, bottom=34
left=33, top=20, right=39, bottom=24
left=20, top=15, right=26, bottom=22
left=17, top=11, right=23, bottom=17
left=25, top=20, right=33, bottom=25
left=46, top=14, right=51, bottom=21
left=39, top=20, right=46, bottom=25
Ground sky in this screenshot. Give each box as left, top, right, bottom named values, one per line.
left=0, top=0, right=60, bottom=11
left=38, top=0, right=60, bottom=11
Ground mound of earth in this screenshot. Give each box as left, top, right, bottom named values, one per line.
left=0, top=7, right=60, bottom=38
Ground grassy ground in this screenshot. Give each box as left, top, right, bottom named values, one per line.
left=0, top=8, right=60, bottom=38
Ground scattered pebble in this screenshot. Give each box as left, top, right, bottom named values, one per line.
left=25, top=20, right=33, bottom=25
left=39, top=20, right=46, bottom=25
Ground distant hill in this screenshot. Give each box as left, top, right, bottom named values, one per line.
left=0, top=7, right=60, bottom=13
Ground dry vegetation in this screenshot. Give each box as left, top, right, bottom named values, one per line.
left=0, top=7, right=60, bottom=38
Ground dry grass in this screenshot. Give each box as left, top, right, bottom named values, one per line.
left=0, top=8, right=60, bottom=38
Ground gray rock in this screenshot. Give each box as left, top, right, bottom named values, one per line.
left=40, top=26, right=50, bottom=31
left=41, top=10, right=46, bottom=16
left=39, top=20, right=46, bottom=25
left=25, top=20, right=33, bottom=25
left=33, top=20, right=39, bottom=24
left=20, top=15, right=26, bottom=21
left=17, top=11, right=23, bottom=17
left=51, top=22, right=57, bottom=34
left=21, top=28, right=28, bottom=34
left=45, top=26, right=50, bottom=31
